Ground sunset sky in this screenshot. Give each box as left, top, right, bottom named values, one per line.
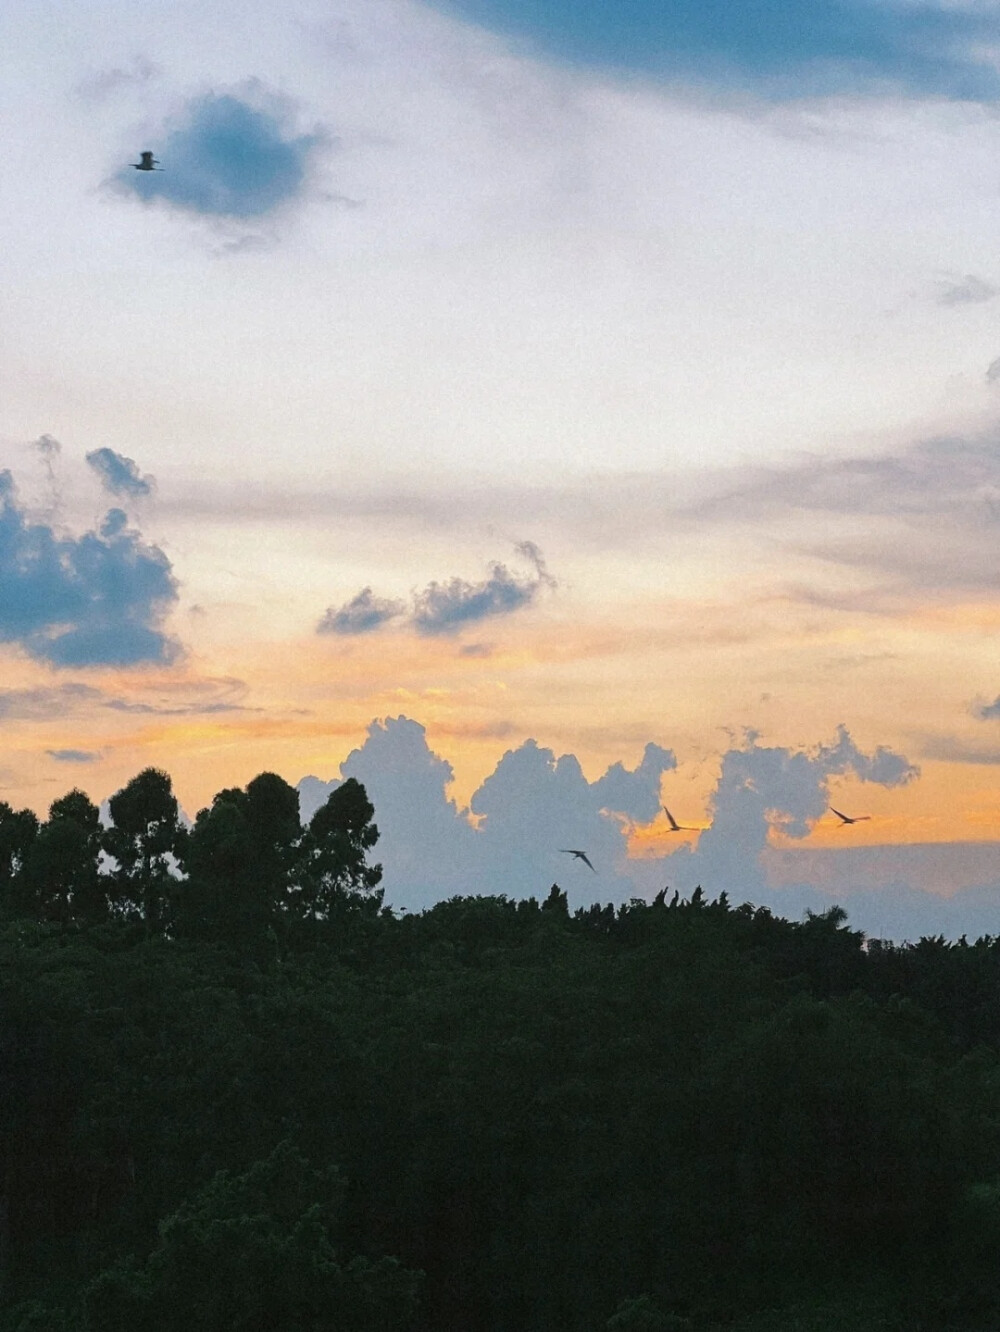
left=4, top=0, right=1000, bottom=934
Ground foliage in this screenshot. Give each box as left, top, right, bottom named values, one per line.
left=3, top=767, right=1000, bottom=1329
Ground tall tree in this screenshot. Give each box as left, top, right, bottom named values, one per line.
left=179, top=773, right=304, bottom=943
left=297, top=778, right=382, bottom=920
left=0, top=801, right=39, bottom=919
left=104, top=768, right=183, bottom=932
left=22, top=790, right=103, bottom=926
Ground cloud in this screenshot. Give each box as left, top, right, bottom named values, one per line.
left=987, top=357, right=1000, bottom=385
left=918, top=734, right=1000, bottom=765
left=117, top=91, right=324, bottom=219
left=31, top=434, right=60, bottom=460
left=294, top=714, right=1000, bottom=939
left=651, top=727, right=917, bottom=901
left=85, top=447, right=155, bottom=499
left=77, top=56, right=159, bottom=101
left=299, top=716, right=676, bottom=910
left=46, top=748, right=101, bottom=764
left=317, top=587, right=406, bottom=636
left=411, top=556, right=548, bottom=636
left=934, top=274, right=997, bottom=307
left=0, top=473, right=179, bottom=668
left=0, top=684, right=103, bottom=720
left=435, top=0, right=1000, bottom=100
left=976, top=696, right=1000, bottom=721
left=319, top=544, right=555, bottom=641
left=673, top=432, right=1000, bottom=606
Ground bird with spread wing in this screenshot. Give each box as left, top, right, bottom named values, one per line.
left=830, top=806, right=870, bottom=826
left=663, top=805, right=696, bottom=832
left=560, top=849, right=596, bottom=872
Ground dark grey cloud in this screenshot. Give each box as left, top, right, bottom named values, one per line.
left=318, top=544, right=556, bottom=640
left=86, top=447, right=154, bottom=499
left=976, top=697, right=1000, bottom=721
left=317, top=587, right=406, bottom=636
left=412, top=564, right=542, bottom=636
left=46, top=749, right=101, bottom=764
left=118, top=92, right=324, bottom=219
left=0, top=473, right=179, bottom=668
left=934, top=274, right=997, bottom=307
left=410, top=542, right=555, bottom=636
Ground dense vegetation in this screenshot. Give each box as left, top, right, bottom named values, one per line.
left=2, top=769, right=1000, bottom=1329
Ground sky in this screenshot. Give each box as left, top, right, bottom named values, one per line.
left=4, top=0, right=1000, bottom=936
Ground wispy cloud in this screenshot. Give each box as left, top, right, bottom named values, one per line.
left=117, top=90, right=325, bottom=219
left=0, top=472, right=178, bottom=668
left=0, top=684, right=103, bottom=720
left=977, top=696, right=1000, bottom=721
left=85, top=447, right=154, bottom=499
left=46, top=748, right=102, bottom=764
left=933, top=273, right=997, bottom=307
left=0, top=677, right=249, bottom=722
left=76, top=56, right=159, bottom=101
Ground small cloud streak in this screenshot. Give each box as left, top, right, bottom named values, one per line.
left=46, top=748, right=102, bottom=764
left=0, top=684, right=103, bottom=720
left=117, top=91, right=324, bottom=219
left=934, top=274, right=997, bottom=307
left=976, top=696, right=1000, bottom=721
left=86, top=447, right=154, bottom=498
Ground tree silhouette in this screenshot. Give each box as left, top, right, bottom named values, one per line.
left=104, top=767, right=183, bottom=932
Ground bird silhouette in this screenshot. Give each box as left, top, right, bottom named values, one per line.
left=663, top=805, right=696, bottom=832
left=830, top=806, right=871, bottom=826
left=559, top=849, right=595, bottom=872
left=132, top=151, right=161, bottom=171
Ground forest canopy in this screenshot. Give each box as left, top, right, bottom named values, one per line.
left=1, top=769, right=1000, bottom=1330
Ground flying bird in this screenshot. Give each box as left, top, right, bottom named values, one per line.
left=663, top=805, right=696, bottom=832
left=830, top=806, right=871, bottom=826
left=560, top=849, right=595, bottom=872
left=132, top=151, right=161, bottom=171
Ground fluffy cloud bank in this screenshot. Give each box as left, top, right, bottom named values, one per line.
left=0, top=472, right=178, bottom=668
left=299, top=716, right=676, bottom=909
left=294, top=718, right=984, bottom=940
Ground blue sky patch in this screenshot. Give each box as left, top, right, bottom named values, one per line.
left=120, top=93, right=322, bottom=218
left=435, top=0, right=1000, bottom=99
